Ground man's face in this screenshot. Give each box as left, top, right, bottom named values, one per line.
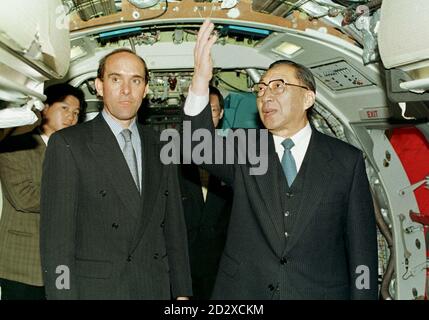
left=210, top=93, right=224, bottom=128
left=42, top=95, right=80, bottom=135
left=256, top=65, right=315, bottom=137
left=95, top=52, right=148, bottom=127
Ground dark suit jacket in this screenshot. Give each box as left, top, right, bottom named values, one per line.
left=179, top=164, right=233, bottom=299
left=0, top=132, right=45, bottom=286
left=40, top=114, right=192, bottom=299
left=185, top=105, right=378, bottom=300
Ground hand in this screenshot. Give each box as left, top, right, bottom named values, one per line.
left=192, top=19, right=218, bottom=95
left=176, top=296, right=190, bottom=300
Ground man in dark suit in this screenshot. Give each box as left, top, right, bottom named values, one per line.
left=183, top=20, right=378, bottom=299
left=180, top=86, right=233, bottom=299
left=40, top=49, right=192, bottom=299
left=0, top=84, right=85, bottom=300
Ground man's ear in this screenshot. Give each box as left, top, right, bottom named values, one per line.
left=304, top=90, right=316, bottom=111
left=41, top=104, right=49, bottom=116
left=143, top=83, right=149, bottom=98
left=95, top=78, right=104, bottom=97
left=219, top=109, right=224, bottom=120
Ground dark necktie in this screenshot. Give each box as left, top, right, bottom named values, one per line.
left=120, top=129, right=140, bottom=192
left=281, top=138, right=297, bottom=187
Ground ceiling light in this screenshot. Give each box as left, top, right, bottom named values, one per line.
left=70, top=45, right=87, bottom=61
left=273, top=42, right=302, bottom=57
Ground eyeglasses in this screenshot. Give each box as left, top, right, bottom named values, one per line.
left=252, top=79, right=309, bottom=97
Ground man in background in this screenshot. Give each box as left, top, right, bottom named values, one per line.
left=0, top=83, right=85, bottom=299
left=181, top=86, right=233, bottom=299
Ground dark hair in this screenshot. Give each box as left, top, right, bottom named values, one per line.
left=44, top=83, right=87, bottom=122
left=268, top=60, right=316, bottom=93
left=97, top=48, right=149, bottom=82
left=209, top=85, right=224, bottom=110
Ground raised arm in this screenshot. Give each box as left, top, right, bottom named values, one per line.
left=182, top=20, right=237, bottom=185
left=191, top=19, right=218, bottom=96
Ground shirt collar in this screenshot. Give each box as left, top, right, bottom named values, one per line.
left=37, top=128, right=49, bottom=145
left=40, top=133, right=49, bottom=146
left=102, top=109, right=138, bottom=138
left=272, top=122, right=312, bottom=147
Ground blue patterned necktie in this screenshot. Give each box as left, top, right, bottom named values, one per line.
left=120, top=129, right=140, bottom=192
left=281, top=138, right=297, bottom=187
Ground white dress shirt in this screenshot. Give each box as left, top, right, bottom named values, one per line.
left=40, top=133, right=49, bottom=146
left=184, top=88, right=209, bottom=116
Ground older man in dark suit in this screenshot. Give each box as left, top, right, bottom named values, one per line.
left=40, top=49, right=191, bottom=299
left=183, top=20, right=378, bottom=300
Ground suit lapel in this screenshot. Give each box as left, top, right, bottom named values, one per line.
left=285, top=130, right=333, bottom=252
left=253, top=133, right=285, bottom=254
left=87, top=115, right=141, bottom=220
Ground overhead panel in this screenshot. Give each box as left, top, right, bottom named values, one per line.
left=378, top=0, right=429, bottom=95
left=310, top=60, right=373, bottom=91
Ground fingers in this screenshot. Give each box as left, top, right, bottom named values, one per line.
left=206, top=29, right=218, bottom=50
left=195, top=19, right=211, bottom=55
left=194, top=19, right=215, bottom=64
left=192, top=19, right=217, bottom=92
left=201, top=29, right=218, bottom=63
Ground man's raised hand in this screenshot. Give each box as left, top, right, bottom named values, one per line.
left=191, top=19, right=218, bottom=95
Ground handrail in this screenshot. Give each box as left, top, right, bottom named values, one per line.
left=0, top=76, right=46, bottom=101
left=399, top=77, right=429, bottom=93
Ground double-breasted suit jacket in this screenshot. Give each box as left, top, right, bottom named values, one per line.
left=40, top=114, right=192, bottom=299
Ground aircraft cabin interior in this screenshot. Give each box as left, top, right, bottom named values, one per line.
left=0, top=0, right=428, bottom=300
